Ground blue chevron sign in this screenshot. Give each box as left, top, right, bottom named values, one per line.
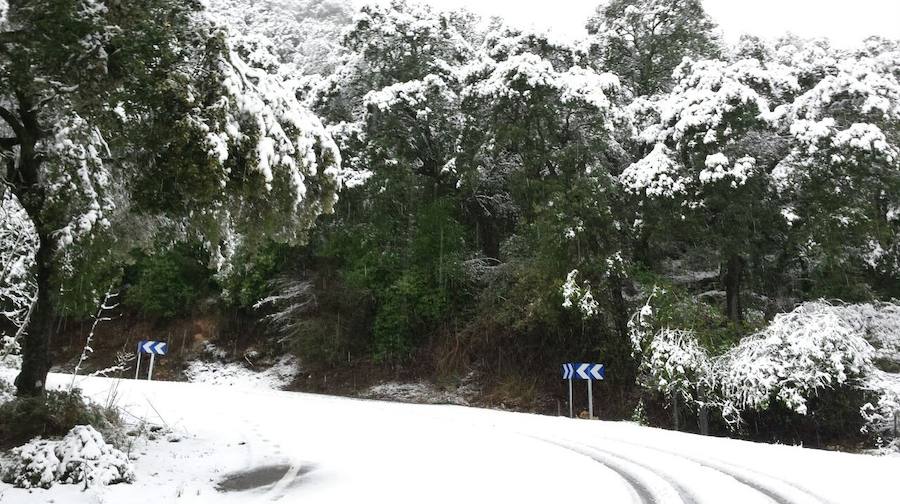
left=561, top=363, right=605, bottom=380
left=138, top=340, right=168, bottom=355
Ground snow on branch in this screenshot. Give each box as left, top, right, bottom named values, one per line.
left=0, top=191, right=36, bottom=350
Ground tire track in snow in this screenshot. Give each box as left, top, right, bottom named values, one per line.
left=579, top=437, right=833, bottom=504
left=532, top=436, right=687, bottom=504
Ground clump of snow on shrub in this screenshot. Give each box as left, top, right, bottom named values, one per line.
left=645, top=328, right=712, bottom=402
left=0, top=335, right=21, bottom=371
left=828, top=303, right=900, bottom=364
left=560, top=269, right=599, bottom=318
left=2, top=425, right=134, bottom=489
left=628, top=296, right=900, bottom=435
left=715, top=303, right=874, bottom=426
left=3, top=438, right=60, bottom=489
left=627, top=290, right=712, bottom=406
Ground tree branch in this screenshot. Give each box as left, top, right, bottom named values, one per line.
left=0, top=106, right=24, bottom=140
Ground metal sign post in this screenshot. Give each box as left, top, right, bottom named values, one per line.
left=587, top=379, right=593, bottom=420
left=562, top=362, right=605, bottom=419
left=562, top=364, right=574, bottom=417
left=136, top=340, right=168, bottom=381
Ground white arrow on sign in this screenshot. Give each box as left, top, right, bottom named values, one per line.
left=589, top=364, right=604, bottom=380
left=140, top=341, right=167, bottom=355
left=576, top=363, right=590, bottom=380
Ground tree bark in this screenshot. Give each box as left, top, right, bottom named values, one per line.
left=4, top=95, right=55, bottom=397
left=698, top=383, right=709, bottom=436
left=672, top=393, right=680, bottom=431
left=14, top=233, right=55, bottom=396
left=724, top=254, right=744, bottom=323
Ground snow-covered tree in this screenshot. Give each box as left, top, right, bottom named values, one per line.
left=774, top=48, right=900, bottom=296
left=585, top=0, right=721, bottom=96
left=621, top=56, right=798, bottom=321
left=461, top=27, right=635, bottom=345
left=0, top=0, right=340, bottom=395
left=205, top=0, right=353, bottom=77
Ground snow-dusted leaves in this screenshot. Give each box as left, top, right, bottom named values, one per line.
left=465, top=53, right=619, bottom=119
left=620, top=143, right=686, bottom=197
left=561, top=270, right=599, bottom=318
left=645, top=328, right=711, bottom=401
left=212, top=43, right=342, bottom=200
left=715, top=303, right=873, bottom=424
left=0, top=192, right=36, bottom=336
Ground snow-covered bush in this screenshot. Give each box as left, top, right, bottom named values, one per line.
left=3, top=438, right=60, bottom=489
left=628, top=288, right=716, bottom=408
left=860, top=371, right=900, bottom=435
left=560, top=270, right=600, bottom=318
left=645, top=328, right=712, bottom=402
left=705, top=301, right=900, bottom=436
left=1, top=425, right=134, bottom=489
left=54, top=425, right=134, bottom=486
left=714, top=303, right=874, bottom=426
left=629, top=297, right=900, bottom=439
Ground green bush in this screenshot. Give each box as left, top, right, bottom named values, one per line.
left=0, top=389, right=119, bottom=448
left=630, top=268, right=755, bottom=354
left=221, top=241, right=293, bottom=309
left=124, top=242, right=214, bottom=318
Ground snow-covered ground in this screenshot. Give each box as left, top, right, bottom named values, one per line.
left=184, top=355, right=301, bottom=390
left=361, top=373, right=480, bottom=405
left=1, top=371, right=899, bottom=503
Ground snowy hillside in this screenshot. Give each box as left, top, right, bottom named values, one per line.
left=204, top=0, right=353, bottom=76
left=1, top=372, right=898, bottom=503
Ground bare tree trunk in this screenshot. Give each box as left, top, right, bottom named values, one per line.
left=14, top=233, right=54, bottom=396
left=724, top=254, right=744, bottom=323
left=5, top=95, right=55, bottom=397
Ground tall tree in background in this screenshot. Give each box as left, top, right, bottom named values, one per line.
left=586, top=0, right=721, bottom=96
left=620, top=57, right=798, bottom=322
left=304, top=0, right=478, bottom=360
left=776, top=47, right=900, bottom=299
left=0, top=0, right=340, bottom=396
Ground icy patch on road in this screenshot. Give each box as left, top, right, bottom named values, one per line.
left=184, top=355, right=300, bottom=390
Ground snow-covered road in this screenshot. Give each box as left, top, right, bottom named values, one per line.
left=2, top=374, right=898, bottom=503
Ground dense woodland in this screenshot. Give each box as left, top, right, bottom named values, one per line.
left=2, top=0, right=900, bottom=448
